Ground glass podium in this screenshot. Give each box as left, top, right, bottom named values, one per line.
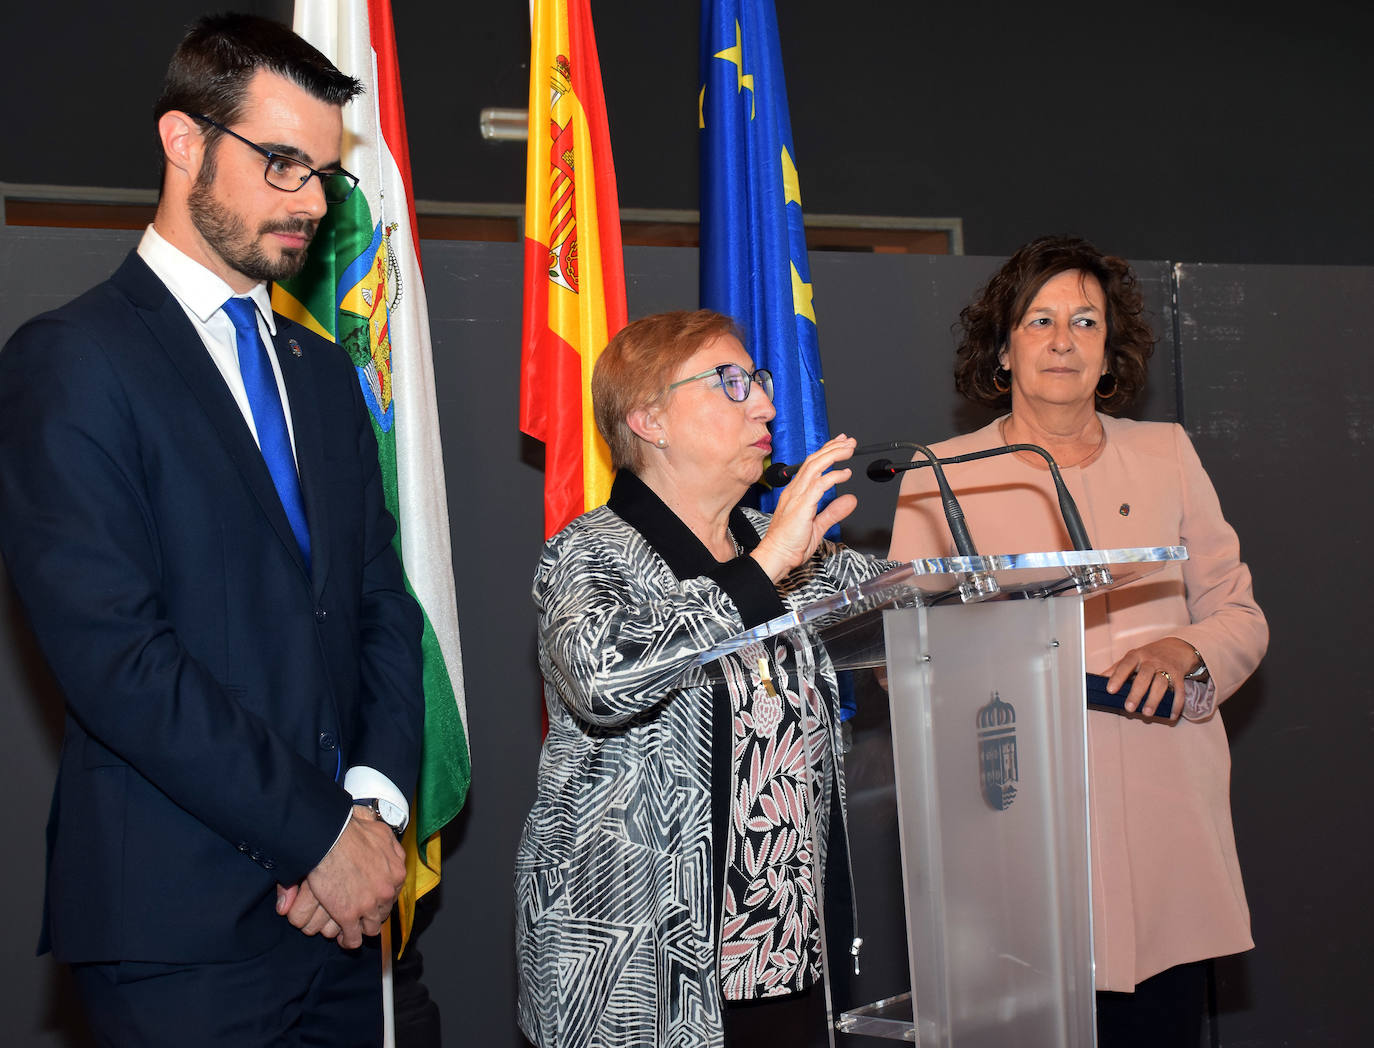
left=699, top=547, right=1186, bottom=1047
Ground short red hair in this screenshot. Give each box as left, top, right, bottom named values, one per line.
left=592, top=310, right=744, bottom=471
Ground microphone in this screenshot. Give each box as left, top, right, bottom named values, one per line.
left=762, top=460, right=796, bottom=487
left=767, top=439, right=999, bottom=600
left=766, top=444, right=979, bottom=558
left=763, top=441, right=899, bottom=488
left=871, top=443, right=1095, bottom=552
left=866, top=458, right=903, bottom=482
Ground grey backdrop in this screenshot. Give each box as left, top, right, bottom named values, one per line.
left=2, top=227, right=1369, bottom=1045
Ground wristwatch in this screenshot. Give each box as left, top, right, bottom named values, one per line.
left=1184, top=645, right=1210, bottom=682
left=353, top=797, right=406, bottom=837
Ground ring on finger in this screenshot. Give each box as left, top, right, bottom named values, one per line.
left=1156, top=669, right=1173, bottom=686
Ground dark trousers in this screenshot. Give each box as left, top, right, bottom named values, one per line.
left=71, top=930, right=382, bottom=1048
left=392, top=891, right=443, bottom=1048
left=1096, top=960, right=1210, bottom=1048
left=723, top=986, right=829, bottom=1048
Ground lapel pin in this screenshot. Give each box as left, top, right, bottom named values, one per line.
left=756, top=655, right=777, bottom=697
left=288, top=338, right=302, bottom=358
left=1119, top=503, right=1131, bottom=516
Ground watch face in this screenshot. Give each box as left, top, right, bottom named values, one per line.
left=354, top=797, right=405, bottom=834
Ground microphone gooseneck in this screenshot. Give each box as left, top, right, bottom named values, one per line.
left=882, top=441, right=998, bottom=601
left=898, top=443, right=979, bottom=559
left=762, top=440, right=982, bottom=558
left=873, top=443, right=1096, bottom=552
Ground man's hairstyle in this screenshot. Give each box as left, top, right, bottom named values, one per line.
left=592, top=310, right=745, bottom=471
left=154, top=13, right=362, bottom=166
left=953, top=234, right=1156, bottom=413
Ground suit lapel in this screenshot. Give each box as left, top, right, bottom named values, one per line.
left=272, top=320, right=331, bottom=597
left=109, top=254, right=310, bottom=580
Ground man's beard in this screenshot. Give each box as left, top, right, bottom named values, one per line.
left=188, top=158, right=317, bottom=284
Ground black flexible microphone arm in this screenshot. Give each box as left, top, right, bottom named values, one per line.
left=857, top=439, right=978, bottom=560
left=867, top=442, right=1095, bottom=552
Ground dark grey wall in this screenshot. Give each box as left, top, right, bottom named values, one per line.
left=2, top=228, right=1369, bottom=1045
left=1176, top=264, right=1374, bottom=1044
left=6, top=3, right=1374, bottom=266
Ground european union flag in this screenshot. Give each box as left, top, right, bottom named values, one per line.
left=699, top=0, right=831, bottom=516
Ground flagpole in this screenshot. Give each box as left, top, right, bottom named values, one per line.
left=282, top=5, right=466, bottom=1046
left=381, top=920, right=396, bottom=1048
left=361, top=42, right=399, bottom=1048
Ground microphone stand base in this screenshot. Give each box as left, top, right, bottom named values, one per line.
left=958, top=571, right=1001, bottom=604
left=1071, top=564, right=1114, bottom=594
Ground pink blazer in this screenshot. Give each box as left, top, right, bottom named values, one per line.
left=889, top=414, right=1268, bottom=990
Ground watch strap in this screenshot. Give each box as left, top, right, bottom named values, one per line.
left=1184, top=645, right=1210, bottom=681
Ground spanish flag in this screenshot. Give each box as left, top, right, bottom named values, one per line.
left=273, top=0, right=470, bottom=952
left=521, top=0, right=627, bottom=539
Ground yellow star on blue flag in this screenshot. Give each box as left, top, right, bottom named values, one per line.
left=791, top=262, right=815, bottom=324
left=713, top=20, right=755, bottom=119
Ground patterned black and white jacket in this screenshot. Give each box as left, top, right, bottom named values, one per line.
left=515, top=470, right=889, bottom=1048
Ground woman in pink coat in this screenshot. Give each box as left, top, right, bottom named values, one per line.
left=888, top=235, right=1267, bottom=1046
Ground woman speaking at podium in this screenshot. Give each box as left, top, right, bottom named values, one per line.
left=888, top=236, right=1267, bottom=1045
left=515, top=310, right=889, bottom=1048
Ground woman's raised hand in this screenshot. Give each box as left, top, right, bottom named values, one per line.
left=750, top=434, right=859, bottom=582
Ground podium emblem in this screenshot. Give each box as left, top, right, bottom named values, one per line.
left=977, top=692, right=1019, bottom=811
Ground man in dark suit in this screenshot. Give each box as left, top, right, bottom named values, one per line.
left=0, top=14, right=424, bottom=1045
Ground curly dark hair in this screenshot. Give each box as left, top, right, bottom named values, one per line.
left=953, top=235, right=1155, bottom=413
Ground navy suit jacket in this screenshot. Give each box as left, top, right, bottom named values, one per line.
left=0, top=252, right=424, bottom=964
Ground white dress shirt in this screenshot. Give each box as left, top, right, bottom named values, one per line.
left=137, top=225, right=300, bottom=462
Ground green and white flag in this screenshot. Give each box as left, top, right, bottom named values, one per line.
left=274, top=0, right=469, bottom=948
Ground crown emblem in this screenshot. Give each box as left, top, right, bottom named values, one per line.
left=976, top=692, right=1019, bottom=811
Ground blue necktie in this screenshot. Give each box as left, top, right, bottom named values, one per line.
left=222, top=297, right=311, bottom=570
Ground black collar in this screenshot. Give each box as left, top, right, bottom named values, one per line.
left=606, top=470, right=761, bottom=583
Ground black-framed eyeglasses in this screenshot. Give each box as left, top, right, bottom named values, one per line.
left=189, top=113, right=360, bottom=205
left=667, top=363, right=774, bottom=403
